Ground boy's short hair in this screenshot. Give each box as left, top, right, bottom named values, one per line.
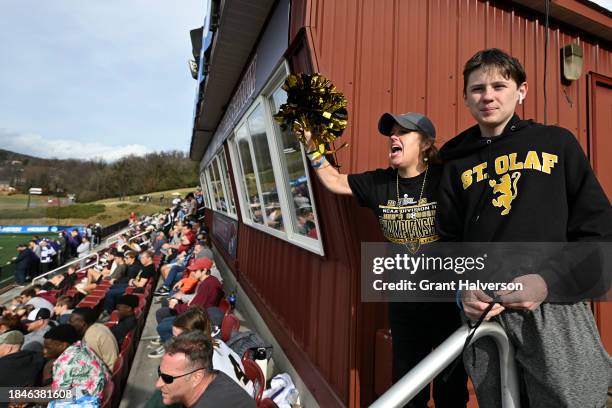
left=463, top=48, right=526, bottom=93
left=123, top=251, right=137, bottom=260
left=20, top=288, right=36, bottom=298
left=56, top=295, right=75, bottom=309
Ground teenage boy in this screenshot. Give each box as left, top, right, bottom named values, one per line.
left=436, top=48, right=612, bottom=407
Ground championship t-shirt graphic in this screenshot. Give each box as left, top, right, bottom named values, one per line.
left=378, top=199, right=438, bottom=245
left=347, top=165, right=442, bottom=250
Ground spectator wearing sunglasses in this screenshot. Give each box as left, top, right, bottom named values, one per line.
left=156, top=331, right=256, bottom=408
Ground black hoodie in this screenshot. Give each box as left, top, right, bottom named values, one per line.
left=436, top=115, right=612, bottom=299
left=437, top=115, right=611, bottom=242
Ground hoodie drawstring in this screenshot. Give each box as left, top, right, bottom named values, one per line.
left=443, top=298, right=499, bottom=381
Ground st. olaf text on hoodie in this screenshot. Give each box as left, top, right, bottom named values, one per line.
left=461, top=150, right=558, bottom=190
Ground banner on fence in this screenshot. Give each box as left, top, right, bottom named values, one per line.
left=0, top=225, right=85, bottom=234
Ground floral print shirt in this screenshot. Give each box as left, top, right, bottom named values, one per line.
left=51, top=341, right=110, bottom=399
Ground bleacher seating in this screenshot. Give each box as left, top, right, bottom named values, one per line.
left=26, top=220, right=159, bottom=407
left=2, top=212, right=277, bottom=407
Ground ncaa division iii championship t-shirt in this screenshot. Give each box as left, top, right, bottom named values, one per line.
left=347, top=165, right=442, bottom=245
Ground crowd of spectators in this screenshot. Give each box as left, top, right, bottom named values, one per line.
left=9, top=225, right=102, bottom=286
left=0, top=189, right=275, bottom=407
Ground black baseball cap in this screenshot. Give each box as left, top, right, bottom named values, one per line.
left=24, top=308, right=51, bottom=323
left=378, top=112, right=436, bottom=139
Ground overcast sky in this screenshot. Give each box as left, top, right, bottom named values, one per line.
left=0, top=0, right=203, bottom=161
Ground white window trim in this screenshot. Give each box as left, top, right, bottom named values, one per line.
left=205, top=149, right=238, bottom=220
left=230, top=101, right=287, bottom=241
left=218, top=148, right=237, bottom=216
left=199, top=170, right=212, bottom=209
left=204, top=167, right=216, bottom=211
left=261, top=64, right=324, bottom=254
left=226, top=60, right=324, bottom=256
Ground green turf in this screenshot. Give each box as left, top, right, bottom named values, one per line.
left=0, top=234, right=59, bottom=283
left=0, top=203, right=105, bottom=219
left=0, top=194, right=71, bottom=209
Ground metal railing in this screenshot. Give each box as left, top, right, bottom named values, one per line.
left=370, top=321, right=520, bottom=408
left=32, top=252, right=100, bottom=284
left=105, top=230, right=128, bottom=245
left=105, top=221, right=150, bottom=246
left=128, top=230, right=149, bottom=243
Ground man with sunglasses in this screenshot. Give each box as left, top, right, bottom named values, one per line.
left=156, top=331, right=256, bottom=407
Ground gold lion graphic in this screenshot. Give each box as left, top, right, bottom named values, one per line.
left=489, top=172, right=521, bottom=215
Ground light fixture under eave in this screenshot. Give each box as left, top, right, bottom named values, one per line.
left=561, top=43, right=583, bottom=81
left=188, top=59, right=199, bottom=80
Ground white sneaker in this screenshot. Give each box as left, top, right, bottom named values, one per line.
left=147, top=345, right=165, bottom=358
left=149, top=337, right=162, bottom=346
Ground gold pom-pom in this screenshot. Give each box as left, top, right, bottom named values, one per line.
left=273, top=73, right=348, bottom=156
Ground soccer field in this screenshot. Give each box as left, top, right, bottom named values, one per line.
left=0, top=233, right=60, bottom=284
left=0, top=233, right=58, bottom=267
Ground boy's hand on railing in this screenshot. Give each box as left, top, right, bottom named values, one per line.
left=462, top=289, right=505, bottom=321
left=495, top=274, right=547, bottom=311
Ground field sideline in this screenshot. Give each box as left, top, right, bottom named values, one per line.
left=0, top=186, right=197, bottom=282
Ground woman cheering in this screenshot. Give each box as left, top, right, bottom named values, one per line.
left=305, top=112, right=467, bottom=408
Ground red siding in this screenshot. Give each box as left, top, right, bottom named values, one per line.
left=303, top=0, right=612, bottom=174
left=206, top=1, right=612, bottom=407
left=235, top=185, right=365, bottom=406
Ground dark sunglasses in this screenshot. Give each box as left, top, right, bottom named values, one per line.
left=157, top=366, right=203, bottom=384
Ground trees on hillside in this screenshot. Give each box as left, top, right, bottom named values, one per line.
left=0, top=150, right=198, bottom=202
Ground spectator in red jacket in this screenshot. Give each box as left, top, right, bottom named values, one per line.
left=148, top=258, right=222, bottom=358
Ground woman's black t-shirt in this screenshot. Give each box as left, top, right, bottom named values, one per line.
left=347, top=164, right=442, bottom=246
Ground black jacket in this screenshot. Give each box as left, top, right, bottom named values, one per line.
left=110, top=315, right=136, bottom=346
left=13, top=249, right=31, bottom=272
left=0, top=349, right=44, bottom=387
left=437, top=115, right=612, bottom=299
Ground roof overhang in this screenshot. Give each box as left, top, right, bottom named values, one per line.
left=510, top=0, right=612, bottom=42
left=189, top=0, right=276, bottom=161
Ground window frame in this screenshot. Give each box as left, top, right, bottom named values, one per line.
left=204, top=148, right=238, bottom=220
left=199, top=170, right=212, bottom=209
left=227, top=61, right=324, bottom=255
left=217, top=148, right=237, bottom=215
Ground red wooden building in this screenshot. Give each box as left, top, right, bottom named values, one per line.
left=188, top=1, right=612, bottom=406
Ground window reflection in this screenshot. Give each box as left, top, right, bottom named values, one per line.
left=235, top=125, right=263, bottom=225
left=270, top=87, right=318, bottom=239
left=247, top=105, right=283, bottom=231
left=211, top=157, right=227, bottom=212
left=219, top=151, right=236, bottom=214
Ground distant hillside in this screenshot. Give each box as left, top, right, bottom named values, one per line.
left=0, top=149, right=199, bottom=202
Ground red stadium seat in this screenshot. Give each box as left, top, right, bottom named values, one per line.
left=101, top=379, right=114, bottom=408
left=120, top=331, right=134, bottom=361
left=97, top=280, right=112, bottom=288
left=221, top=314, right=240, bottom=342
left=218, top=298, right=231, bottom=315
left=259, top=398, right=279, bottom=408
left=112, top=354, right=124, bottom=395
left=109, top=310, right=119, bottom=323
left=91, top=289, right=108, bottom=296
left=242, top=358, right=265, bottom=405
